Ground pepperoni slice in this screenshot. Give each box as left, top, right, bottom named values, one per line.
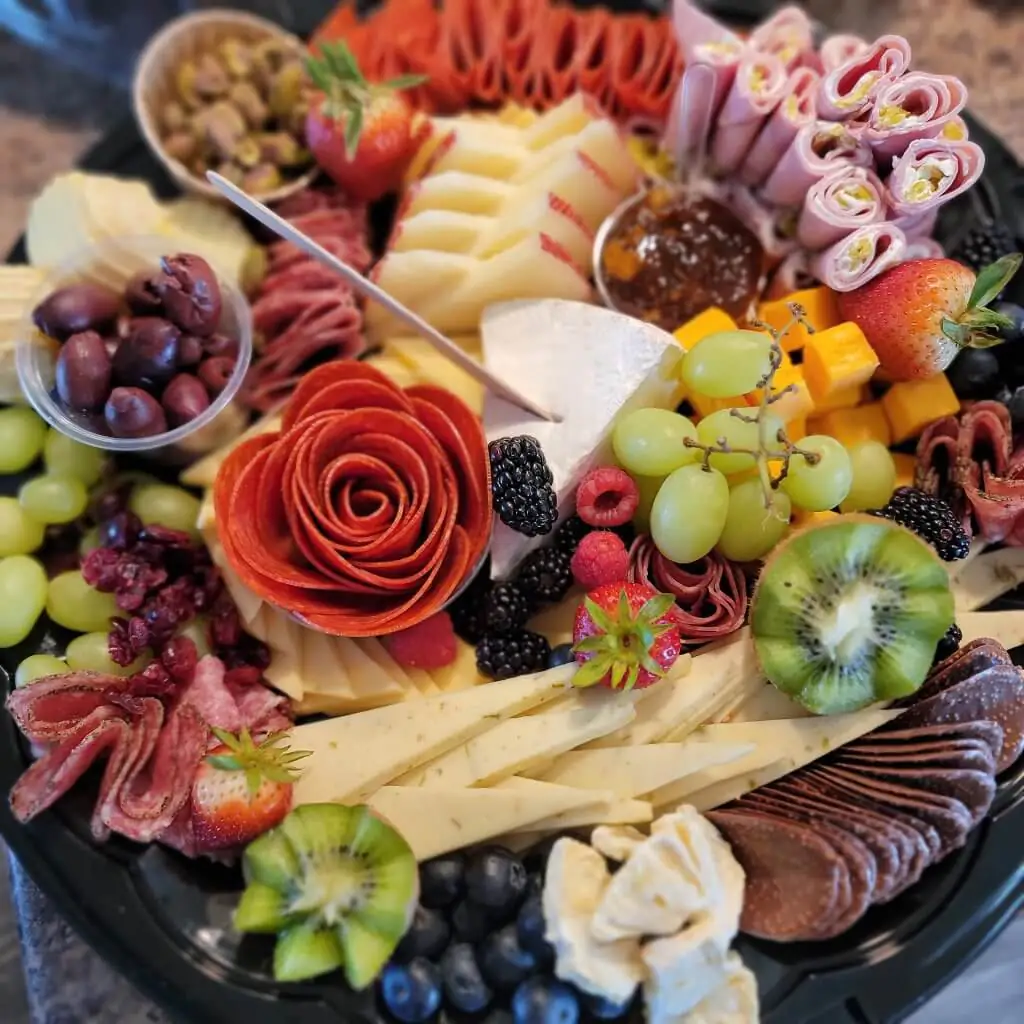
left=214, top=363, right=492, bottom=636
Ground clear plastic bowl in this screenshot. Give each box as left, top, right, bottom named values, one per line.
left=16, top=235, right=252, bottom=463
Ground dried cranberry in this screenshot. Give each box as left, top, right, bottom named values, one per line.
left=82, top=548, right=122, bottom=592
left=101, top=511, right=141, bottom=551
left=161, top=635, right=199, bottom=683
left=210, top=598, right=242, bottom=648
left=127, top=662, right=176, bottom=698
left=113, top=557, right=168, bottom=612
left=128, top=616, right=151, bottom=655
left=224, top=665, right=263, bottom=688
left=108, top=618, right=134, bottom=667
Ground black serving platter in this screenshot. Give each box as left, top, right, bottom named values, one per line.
left=2, top=2, right=1024, bottom=1023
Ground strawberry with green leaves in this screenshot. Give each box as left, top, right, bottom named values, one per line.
left=571, top=583, right=681, bottom=691
left=192, top=728, right=311, bottom=852
left=837, top=253, right=1022, bottom=381
left=304, top=42, right=427, bottom=202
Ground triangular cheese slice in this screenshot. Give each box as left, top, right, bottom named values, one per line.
left=482, top=300, right=681, bottom=578
left=292, top=666, right=574, bottom=804
left=427, top=640, right=483, bottom=692
left=301, top=631, right=353, bottom=700
left=527, top=589, right=584, bottom=646
left=950, top=547, right=1024, bottom=612
left=263, top=645, right=303, bottom=701
left=334, top=638, right=406, bottom=706
left=356, top=638, right=414, bottom=688
left=506, top=799, right=653, bottom=835
left=727, top=683, right=812, bottom=723
left=958, top=609, right=1024, bottom=650
left=263, top=609, right=304, bottom=658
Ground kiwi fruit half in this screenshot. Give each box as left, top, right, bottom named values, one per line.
left=234, top=803, right=419, bottom=986
left=751, top=516, right=954, bottom=715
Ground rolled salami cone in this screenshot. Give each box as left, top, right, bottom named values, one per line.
left=864, top=72, right=968, bottom=160
left=885, top=138, right=986, bottom=217
left=817, top=34, right=912, bottom=120
left=749, top=4, right=815, bottom=70
left=810, top=222, right=908, bottom=292
left=797, top=165, right=887, bottom=251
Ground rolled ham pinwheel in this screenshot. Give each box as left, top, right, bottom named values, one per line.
left=886, top=137, right=986, bottom=217
left=710, top=51, right=790, bottom=176
left=749, top=5, right=815, bottom=70
left=819, top=34, right=869, bottom=73
left=817, top=34, right=912, bottom=120
left=863, top=72, right=968, bottom=160
left=768, top=249, right=814, bottom=298
left=671, top=0, right=744, bottom=112
left=729, top=184, right=798, bottom=266
left=891, top=206, right=938, bottom=240
left=760, top=120, right=873, bottom=207
left=810, top=222, right=908, bottom=293
left=903, top=236, right=945, bottom=261
left=797, top=165, right=887, bottom=251
left=737, top=67, right=820, bottom=187
left=941, top=116, right=970, bottom=142
left=665, top=63, right=718, bottom=173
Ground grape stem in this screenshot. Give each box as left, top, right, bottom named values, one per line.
left=684, top=304, right=818, bottom=511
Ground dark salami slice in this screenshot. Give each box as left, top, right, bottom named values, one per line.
left=836, top=740, right=996, bottom=776
left=707, top=808, right=845, bottom=942
left=808, top=824, right=876, bottom=939
left=870, top=720, right=1005, bottom=766
left=910, top=639, right=1013, bottom=703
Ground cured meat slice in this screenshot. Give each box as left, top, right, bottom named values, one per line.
left=816, top=34, right=912, bottom=120
left=748, top=5, right=815, bottom=71
left=914, top=414, right=967, bottom=523
left=886, top=138, right=986, bottom=218
left=179, top=655, right=243, bottom=733
left=914, top=639, right=1013, bottom=702
left=836, top=740, right=996, bottom=776
left=797, top=165, right=887, bottom=251
left=809, top=222, right=908, bottom=293
left=672, top=0, right=743, bottom=113
left=871, top=721, right=1005, bottom=768
left=863, top=72, right=968, bottom=160
left=665, top=63, right=719, bottom=171
left=834, top=764, right=995, bottom=824
left=728, top=184, right=798, bottom=266
left=6, top=671, right=128, bottom=743
left=818, top=34, right=869, bottom=74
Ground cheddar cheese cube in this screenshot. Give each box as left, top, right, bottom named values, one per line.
left=812, top=383, right=867, bottom=415
left=672, top=307, right=737, bottom=351
left=757, top=287, right=840, bottom=353
left=688, top=391, right=753, bottom=419
left=785, top=416, right=807, bottom=442
left=764, top=360, right=814, bottom=423
left=793, top=509, right=840, bottom=528
left=892, top=452, right=917, bottom=490
left=802, top=322, right=880, bottom=402
left=810, top=403, right=892, bottom=449
left=881, top=374, right=961, bottom=444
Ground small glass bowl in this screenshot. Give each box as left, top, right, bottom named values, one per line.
left=592, top=190, right=647, bottom=315
left=16, top=235, right=252, bottom=463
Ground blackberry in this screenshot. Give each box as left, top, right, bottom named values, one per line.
left=934, top=622, right=963, bottom=664
left=950, top=222, right=1018, bottom=277
left=483, top=581, right=533, bottom=635
left=869, top=487, right=970, bottom=561
left=476, top=630, right=551, bottom=680
left=516, top=547, right=573, bottom=605
left=450, top=569, right=493, bottom=643
left=488, top=436, right=557, bottom=537
left=553, top=514, right=592, bottom=555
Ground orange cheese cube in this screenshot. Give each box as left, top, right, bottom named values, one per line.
left=764, top=360, right=813, bottom=423
left=785, top=417, right=807, bottom=442
left=793, top=508, right=840, bottom=528
left=757, top=287, right=840, bottom=353
left=672, top=307, right=737, bottom=351
left=802, top=322, right=880, bottom=402
left=810, top=403, right=892, bottom=448
left=688, top=391, right=753, bottom=419
left=812, top=383, right=867, bottom=414
left=892, top=452, right=917, bottom=490
left=882, top=374, right=961, bottom=444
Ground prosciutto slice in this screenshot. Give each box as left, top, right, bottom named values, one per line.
left=863, top=73, right=968, bottom=160
left=817, top=34, right=913, bottom=121
left=671, top=0, right=744, bottom=112
left=760, top=121, right=873, bottom=207
left=749, top=5, right=815, bottom=71
left=797, top=165, right=887, bottom=251
left=710, top=51, right=790, bottom=176
left=819, top=34, right=869, bottom=74
left=810, top=222, right=908, bottom=292
left=886, top=138, right=986, bottom=217
left=737, top=67, right=819, bottom=188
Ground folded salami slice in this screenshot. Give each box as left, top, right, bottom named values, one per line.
left=797, top=165, right=886, bottom=251
left=817, top=34, right=912, bottom=121
left=864, top=72, right=968, bottom=160
left=809, top=222, right=908, bottom=293
left=760, top=121, right=873, bottom=207
left=748, top=4, right=815, bottom=70
left=737, top=66, right=819, bottom=187
left=819, top=34, right=869, bottom=73
left=886, top=138, right=986, bottom=217
left=710, top=51, right=790, bottom=176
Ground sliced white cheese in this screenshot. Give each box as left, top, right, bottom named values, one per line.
left=334, top=638, right=407, bottom=706
left=958, top=610, right=1024, bottom=651
left=301, top=631, right=353, bottom=700
left=180, top=412, right=283, bottom=490
left=263, top=645, right=304, bottom=702
left=527, top=589, right=585, bottom=646
left=262, top=609, right=304, bottom=658
left=427, top=640, right=483, bottom=692
left=356, top=638, right=415, bottom=688
left=292, top=665, right=573, bottom=804
left=724, top=683, right=811, bottom=723
left=951, top=547, right=1024, bottom=612
left=217, top=559, right=264, bottom=627
left=515, top=797, right=653, bottom=833
left=482, top=299, right=681, bottom=578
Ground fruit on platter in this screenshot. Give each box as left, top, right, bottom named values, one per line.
left=870, top=487, right=971, bottom=562
left=678, top=330, right=775, bottom=398
left=839, top=441, right=897, bottom=513
left=836, top=253, right=1022, bottom=380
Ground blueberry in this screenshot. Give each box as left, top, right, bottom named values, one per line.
left=380, top=958, right=443, bottom=1023
left=393, top=905, right=451, bottom=963
left=452, top=898, right=494, bottom=943
left=420, top=853, right=466, bottom=910
left=512, top=977, right=580, bottom=1024
left=465, top=846, right=529, bottom=917
left=546, top=643, right=575, bottom=669
left=516, top=893, right=555, bottom=967
left=1006, top=385, right=1024, bottom=427
left=479, top=924, right=538, bottom=991
left=994, top=301, right=1024, bottom=343
left=578, top=991, right=634, bottom=1020
left=946, top=348, right=1000, bottom=400
left=441, top=942, right=493, bottom=1013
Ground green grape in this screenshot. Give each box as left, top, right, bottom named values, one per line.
left=696, top=408, right=785, bottom=475
left=43, top=429, right=108, bottom=486
left=632, top=473, right=667, bottom=534
left=18, top=473, right=89, bottom=525
left=679, top=330, right=774, bottom=398
left=840, top=441, right=898, bottom=512
left=129, top=483, right=202, bottom=536
left=65, top=632, right=148, bottom=676
left=0, top=497, right=46, bottom=557
left=0, top=407, right=47, bottom=474
left=717, top=481, right=791, bottom=562
left=176, top=616, right=213, bottom=659
left=0, top=555, right=48, bottom=648
left=650, top=463, right=730, bottom=564
left=15, top=653, right=68, bottom=687
left=612, top=408, right=700, bottom=477
left=46, top=570, right=120, bottom=634
left=79, top=526, right=102, bottom=557
left=781, top=435, right=854, bottom=512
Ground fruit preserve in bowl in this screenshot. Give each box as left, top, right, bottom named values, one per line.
left=16, top=235, right=252, bottom=463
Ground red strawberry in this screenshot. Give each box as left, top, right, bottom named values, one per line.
left=571, top=582, right=681, bottom=691
left=837, top=254, right=1021, bottom=381
left=192, top=728, right=310, bottom=852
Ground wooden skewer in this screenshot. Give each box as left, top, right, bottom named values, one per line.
left=206, top=172, right=559, bottom=423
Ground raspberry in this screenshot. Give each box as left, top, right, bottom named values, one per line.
left=570, top=531, right=630, bottom=590
left=576, top=467, right=639, bottom=528
left=383, top=611, right=458, bottom=669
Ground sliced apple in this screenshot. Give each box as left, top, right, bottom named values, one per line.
left=404, top=171, right=513, bottom=216
left=516, top=152, right=625, bottom=232
left=475, top=192, right=595, bottom=269
left=422, top=122, right=529, bottom=180
left=522, top=93, right=598, bottom=150
left=390, top=209, right=488, bottom=254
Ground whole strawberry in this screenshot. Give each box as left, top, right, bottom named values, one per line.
left=571, top=582, right=681, bottom=691
left=305, top=42, right=427, bottom=202
left=837, top=254, right=1021, bottom=380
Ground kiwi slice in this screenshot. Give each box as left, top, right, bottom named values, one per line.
left=751, top=516, right=954, bottom=715
left=235, top=803, right=419, bottom=986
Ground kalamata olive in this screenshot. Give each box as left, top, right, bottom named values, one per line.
left=124, top=270, right=165, bottom=315
left=198, top=356, right=235, bottom=395
left=202, top=332, right=240, bottom=359
left=105, top=388, right=168, bottom=438
left=162, top=373, right=211, bottom=427
left=55, top=331, right=112, bottom=411
left=32, top=283, right=122, bottom=340
left=156, top=253, right=223, bottom=337
left=177, top=334, right=204, bottom=366
left=112, top=317, right=180, bottom=390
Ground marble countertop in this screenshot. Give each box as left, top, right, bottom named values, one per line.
left=1, top=2, right=1023, bottom=1022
